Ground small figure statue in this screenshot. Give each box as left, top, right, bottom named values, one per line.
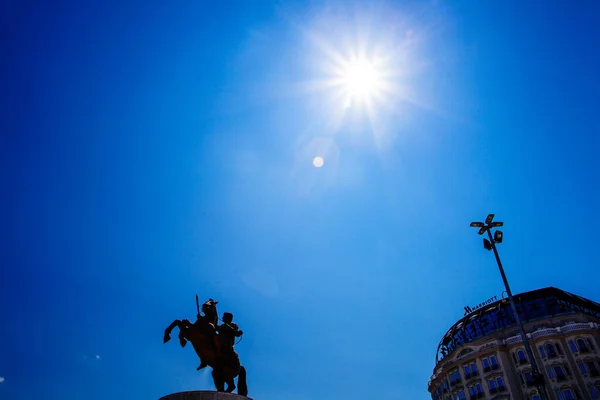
left=217, top=312, right=243, bottom=361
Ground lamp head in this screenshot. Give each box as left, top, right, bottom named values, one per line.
left=494, top=230, right=503, bottom=243
left=483, top=238, right=493, bottom=251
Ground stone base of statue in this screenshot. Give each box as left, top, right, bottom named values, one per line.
left=159, top=391, right=252, bottom=400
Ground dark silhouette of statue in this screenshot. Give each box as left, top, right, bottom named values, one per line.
left=193, top=298, right=220, bottom=371
left=217, top=312, right=243, bottom=364
left=164, top=296, right=248, bottom=397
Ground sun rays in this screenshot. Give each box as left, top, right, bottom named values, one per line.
left=295, top=8, right=420, bottom=150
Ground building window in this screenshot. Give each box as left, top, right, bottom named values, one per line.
left=578, top=361, right=587, bottom=375
left=562, top=389, right=575, bottom=400
left=450, top=369, right=462, bottom=384
left=469, top=386, right=476, bottom=397
left=449, top=371, right=454, bottom=384
left=488, top=376, right=504, bottom=393
left=496, top=376, right=505, bottom=390
left=554, top=365, right=566, bottom=381
left=587, top=361, right=600, bottom=377
left=490, top=355, right=499, bottom=369
left=531, top=395, right=541, bottom=400
left=569, top=340, right=577, bottom=353
left=522, top=371, right=534, bottom=386
left=539, top=345, right=547, bottom=358
left=577, top=338, right=589, bottom=353
left=475, top=383, right=483, bottom=396
left=483, top=358, right=490, bottom=371
left=547, top=366, right=555, bottom=379
left=546, top=343, right=558, bottom=358
left=556, top=390, right=564, bottom=400
left=488, top=379, right=496, bottom=392
left=588, top=338, right=596, bottom=351
left=458, top=390, right=466, bottom=400
left=589, top=386, right=599, bottom=400
left=463, top=361, right=478, bottom=378
left=481, top=355, right=497, bottom=372
left=516, top=349, right=528, bottom=364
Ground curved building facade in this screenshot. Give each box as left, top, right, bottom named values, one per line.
left=428, top=287, right=600, bottom=400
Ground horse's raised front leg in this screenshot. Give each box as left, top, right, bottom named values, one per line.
left=177, top=320, right=192, bottom=347
left=164, top=319, right=182, bottom=343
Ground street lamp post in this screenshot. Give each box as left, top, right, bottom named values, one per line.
left=470, top=214, right=549, bottom=400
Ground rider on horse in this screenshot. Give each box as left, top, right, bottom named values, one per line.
left=163, top=297, right=248, bottom=396
left=217, top=312, right=243, bottom=360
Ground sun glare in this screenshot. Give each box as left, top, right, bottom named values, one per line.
left=298, top=8, right=420, bottom=150
left=341, top=59, right=380, bottom=98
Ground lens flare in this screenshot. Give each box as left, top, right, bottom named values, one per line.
left=312, top=156, right=325, bottom=167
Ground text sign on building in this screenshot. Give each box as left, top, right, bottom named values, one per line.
left=464, top=295, right=498, bottom=316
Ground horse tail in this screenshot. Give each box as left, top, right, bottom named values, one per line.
left=237, top=365, right=248, bottom=397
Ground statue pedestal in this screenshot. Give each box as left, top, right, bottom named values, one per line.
left=159, top=391, right=251, bottom=400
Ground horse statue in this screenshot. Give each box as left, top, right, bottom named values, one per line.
left=163, top=296, right=248, bottom=396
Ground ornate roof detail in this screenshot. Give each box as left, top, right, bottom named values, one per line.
left=435, top=287, right=600, bottom=363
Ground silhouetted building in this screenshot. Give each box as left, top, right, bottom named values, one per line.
left=428, top=287, right=600, bottom=400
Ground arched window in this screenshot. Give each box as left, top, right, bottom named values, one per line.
left=577, top=338, right=589, bottom=353
left=546, top=343, right=557, bottom=358
left=517, top=349, right=528, bottom=364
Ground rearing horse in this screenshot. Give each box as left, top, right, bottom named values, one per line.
left=163, top=298, right=248, bottom=396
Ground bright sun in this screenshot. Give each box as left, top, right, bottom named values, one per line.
left=341, top=59, right=380, bottom=98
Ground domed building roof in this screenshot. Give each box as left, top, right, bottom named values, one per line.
left=435, top=287, right=600, bottom=363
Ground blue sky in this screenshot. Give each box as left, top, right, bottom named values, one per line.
left=2, top=1, right=599, bottom=399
